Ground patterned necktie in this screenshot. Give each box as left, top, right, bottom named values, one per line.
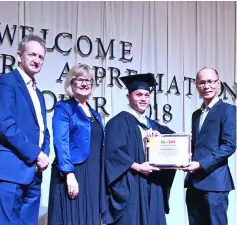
left=28, top=78, right=37, bottom=90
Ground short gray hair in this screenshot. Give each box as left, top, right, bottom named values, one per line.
left=18, top=34, right=46, bottom=54
left=64, top=64, right=94, bottom=97
left=196, top=67, right=219, bottom=82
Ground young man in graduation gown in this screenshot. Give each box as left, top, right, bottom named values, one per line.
left=101, top=74, right=176, bottom=225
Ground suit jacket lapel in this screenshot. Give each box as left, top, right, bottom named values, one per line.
left=71, top=98, right=104, bottom=129
left=194, top=110, right=201, bottom=140
left=36, top=89, right=46, bottom=127
left=14, top=69, right=38, bottom=125
left=71, top=98, right=89, bottom=121
left=199, top=99, right=222, bottom=133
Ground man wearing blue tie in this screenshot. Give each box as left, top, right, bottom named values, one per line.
left=0, top=35, right=50, bottom=225
left=181, top=67, right=236, bottom=225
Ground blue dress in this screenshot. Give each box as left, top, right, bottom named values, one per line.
left=48, top=117, right=103, bottom=225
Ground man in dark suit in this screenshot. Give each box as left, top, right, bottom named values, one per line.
left=181, top=67, right=236, bottom=225
left=0, top=34, right=50, bottom=225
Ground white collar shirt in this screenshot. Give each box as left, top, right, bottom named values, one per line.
left=199, top=96, right=219, bottom=131
left=17, top=67, right=45, bottom=148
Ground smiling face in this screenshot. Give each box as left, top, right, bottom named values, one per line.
left=71, top=72, right=93, bottom=98
left=196, top=68, right=220, bottom=105
left=127, top=89, right=150, bottom=114
left=17, top=40, right=46, bottom=77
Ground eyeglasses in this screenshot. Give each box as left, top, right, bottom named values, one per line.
left=197, top=79, right=219, bottom=88
left=72, top=78, right=93, bottom=85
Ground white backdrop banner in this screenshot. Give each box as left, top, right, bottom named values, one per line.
left=0, top=1, right=236, bottom=225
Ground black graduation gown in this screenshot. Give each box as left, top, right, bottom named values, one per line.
left=100, top=111, right=176, bottom=225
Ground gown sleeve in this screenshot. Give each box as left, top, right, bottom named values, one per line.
left=104, top=116, right=134, bottom=185
left=101, top=115, right=137, bottom=223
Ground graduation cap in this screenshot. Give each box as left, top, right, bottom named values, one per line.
left=119, top=73, right=157, bottom=94
left=120, top=73, right=158, bottom=117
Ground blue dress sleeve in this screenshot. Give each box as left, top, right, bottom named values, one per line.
left=52, top=102, right=75, bottom=173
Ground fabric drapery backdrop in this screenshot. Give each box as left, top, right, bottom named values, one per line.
left=0, top=2, right=236, bottom=225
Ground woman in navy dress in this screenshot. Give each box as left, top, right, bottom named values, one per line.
left=48, top=64, right=104, bottom=225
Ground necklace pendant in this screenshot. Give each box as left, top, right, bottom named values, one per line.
left=88, top=108, right=94, bottom=123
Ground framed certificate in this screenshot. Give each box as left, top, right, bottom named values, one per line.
left=146, top=134, right=191, bottom=168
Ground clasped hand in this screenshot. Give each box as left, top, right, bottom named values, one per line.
left=36, top=151, right=49, bottom=172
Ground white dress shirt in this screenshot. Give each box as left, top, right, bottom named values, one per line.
left=17, top=67, right=44, bottom=147
left=199, top=96, right=219, bottom=131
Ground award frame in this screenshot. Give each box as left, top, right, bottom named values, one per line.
left=146, top=134, right=191, bottom=169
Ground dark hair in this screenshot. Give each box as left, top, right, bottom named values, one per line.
left=196, top=67, right=219, bottom=82
left=18, top=34, right=46, bottom=53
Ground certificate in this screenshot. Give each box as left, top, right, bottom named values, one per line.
left=146, top=134, right=191, bottom=168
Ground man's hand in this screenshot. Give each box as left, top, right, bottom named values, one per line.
left=145, top=129, right=161, bottom=138
left=36, top=151, right=49, bottom=172
left=179, top=161, right=201, bottom=173
left=131, top=162, right=160, bottom=175
left=66, top=173, right=79, bottom=199
left=175, top=132, right=187, bottom=135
